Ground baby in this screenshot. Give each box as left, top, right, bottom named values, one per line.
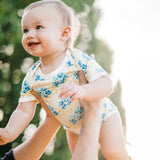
left=0, top=0, right=127, bottom=159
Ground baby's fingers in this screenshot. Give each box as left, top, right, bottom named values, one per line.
left=63, top=88, right=78, bottom=99
left=70, top=92, right=82, bottom=101
left=59, top=85, right=72, bottom=98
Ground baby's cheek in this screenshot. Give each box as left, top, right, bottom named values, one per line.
left=22, top=37, right=27, bottom=50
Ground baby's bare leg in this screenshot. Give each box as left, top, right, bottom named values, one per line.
left=66, top=130, right=79, bottom=154
left=99, top=113, right=128, bottom=160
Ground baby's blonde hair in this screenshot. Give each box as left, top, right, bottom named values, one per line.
left=24, top=0, right=80, bottom=48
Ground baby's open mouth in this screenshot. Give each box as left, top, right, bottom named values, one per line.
left=28, top=42, right=40, bottom=47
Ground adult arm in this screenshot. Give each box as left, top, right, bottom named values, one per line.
left=71, top=70, right=102, bottom=160
left=71, top=100, right=102, bottom=160
left=13, top=90, right=61, bottom=160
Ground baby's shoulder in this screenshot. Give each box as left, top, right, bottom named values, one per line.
left=24, top=60, right=40, bottom=81
left=69, top=48, right=91, bottom=62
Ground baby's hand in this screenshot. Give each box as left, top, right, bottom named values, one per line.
left=59, top=84, right=86, bottom=101
left=0, top=128, right=11, bottom=145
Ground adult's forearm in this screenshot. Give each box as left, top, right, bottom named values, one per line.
left=72, top=101, right=102, bottom=160
left=13, top=90, right=62, bottom=160
left=72, top=70, right=102, bottom=160
left=13, top=116, right=61, bottom=160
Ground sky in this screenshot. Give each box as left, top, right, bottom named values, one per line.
left=95, top=0, right=160, bottom=159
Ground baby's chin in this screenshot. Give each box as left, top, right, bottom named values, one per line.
left=27, top=51, right=42, bottom=57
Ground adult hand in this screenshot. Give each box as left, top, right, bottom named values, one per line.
left=31, top=89, right=53, bottom=118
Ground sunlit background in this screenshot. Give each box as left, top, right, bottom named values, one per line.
left=0, top=0, right=160, bottom=159
left=95, top=0, right=160, bottom=159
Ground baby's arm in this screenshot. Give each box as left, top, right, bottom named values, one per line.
left=59, top=75, right=113, bottom=101
left=81, top=75, right=113, bottom=100
left=0, top=101, right=36, bottom=145
left=60, top=52, right=113, bottom=101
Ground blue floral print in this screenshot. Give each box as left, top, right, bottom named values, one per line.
left=66, top=61, right=73, bottom=66
left=73, top=72, right=79, bottom=79
left=101, top=113, right=106, bottom=124
left=82, top=52, right=91, bottom=61
left=35, top=74, right=44, bottom=81
left=59, top=97, right=71, bottom=110
left=48, top=105, right=59, bottom=116
left=57, top=72, right=63, bottom=78
left=53, top=72, right=68, bottom=87
left=21, top=81, right=30, bottom=93
left=31, top=60, right=40, bottom=70
left=103, top=103, right=107, bottom=108
left=69, top=106, right=83, bottom=124
left=78, top=61, right=87, bottom=74
left=78, top=61, right=87, bottom=69
left=70, top=53, right=74, bottom=59
left=36, top=87, right=52, bottom=98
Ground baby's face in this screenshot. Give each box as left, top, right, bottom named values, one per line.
left=21, top=6, right=65, bottom=57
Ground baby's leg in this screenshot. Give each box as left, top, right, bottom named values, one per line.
left=66, top=130, right=79, bottom=154
left=99, top=113, right=128, bottom=160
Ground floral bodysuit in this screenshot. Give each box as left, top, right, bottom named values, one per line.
left=19, top=48, right=118, bottom=134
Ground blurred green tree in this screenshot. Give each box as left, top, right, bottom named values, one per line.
left=0, top=0, right=126, bottom=159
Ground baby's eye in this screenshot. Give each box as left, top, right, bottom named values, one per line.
left=23, top=28, right=29, bottom=33
left=36, top=25, right=43, bottom=30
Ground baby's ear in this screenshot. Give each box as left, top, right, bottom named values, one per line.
left=60, top=26, right=71, bottom=41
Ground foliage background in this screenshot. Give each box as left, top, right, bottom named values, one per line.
left=0, top=0, right=126, bottom=159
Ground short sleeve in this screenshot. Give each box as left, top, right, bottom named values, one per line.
left=19, top=78, right=36, bottom=103
left=71, top=49, right=108, bottom=82
left=18, top=62, right=40, bottom=103
left=85, top=54, right=108, bottom=82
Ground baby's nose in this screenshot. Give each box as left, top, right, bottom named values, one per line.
left=27, top=30, right=36, bottom=39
